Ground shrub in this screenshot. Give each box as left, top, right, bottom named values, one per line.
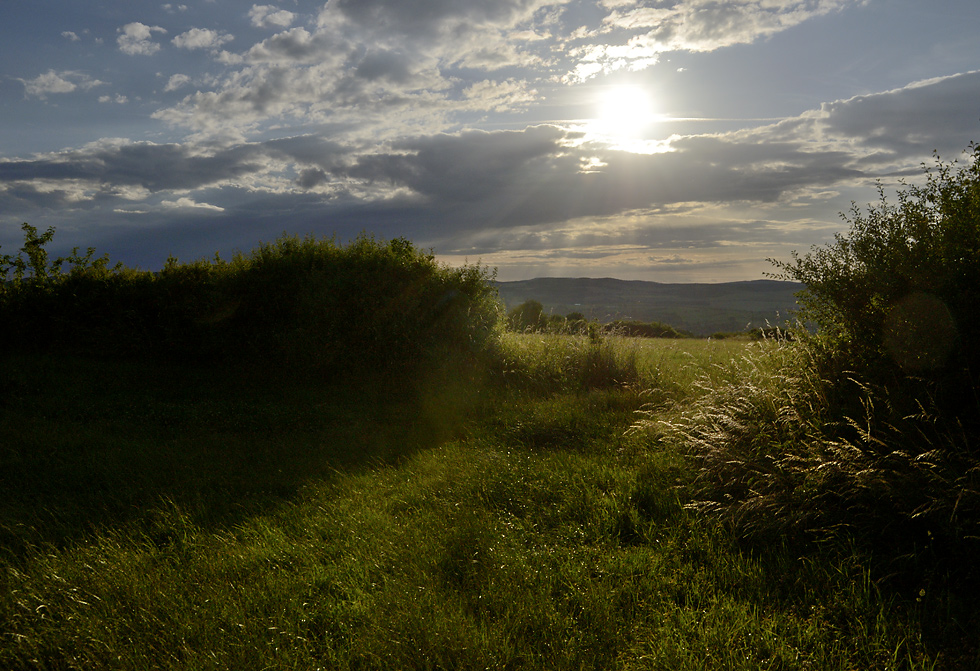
left=506, top=299, right=549, bottom=332
left=663, top=142, right=980, bottom=584
left=770, top=143, right=980, bottom=420
left=0, top=229, right=500, bottom=380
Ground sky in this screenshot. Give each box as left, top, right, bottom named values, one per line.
left=1, top=1, right=979, bottom=283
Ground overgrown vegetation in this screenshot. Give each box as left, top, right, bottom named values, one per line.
left=0, top=228, right=498, bottom=380
left=505, top=299, right=692, bottom=338
left=638, top=143, right=980, bottom=657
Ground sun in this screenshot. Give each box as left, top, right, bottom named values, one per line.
left=592, top=85, right=656, bottom=140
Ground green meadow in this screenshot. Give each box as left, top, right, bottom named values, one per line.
left=2, top=144, right=978, bottom=668
left=0, top=337, right=942, bottom=670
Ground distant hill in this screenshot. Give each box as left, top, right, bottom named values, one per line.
left=494, top=277, right=803, bottom=336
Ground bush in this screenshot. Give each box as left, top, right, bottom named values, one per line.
left=0, top=229, right=500, bottom=380
left=666, top=142, right=980, bottom=584
left=506, top=299, right=549, bottom=332
left=771, top=144, right=980, bottom=419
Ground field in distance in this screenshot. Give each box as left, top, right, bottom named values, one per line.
left=495, top=277, right=802, bottom=335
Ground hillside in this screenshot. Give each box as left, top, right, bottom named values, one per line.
left=495, top=277, right=803, bottom=335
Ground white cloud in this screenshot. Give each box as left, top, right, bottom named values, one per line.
left=117, top=22, right=167, bottom=56
left=98, top=94, right=129, bottom=104
left=62, top=31, right=80, bottom=42
left=565, top=0, right=861, bottom=81
left=20, top=70, right=105, bottom=98
left=160, top=197, right=225, bottom=211
left=249, top=5, right=296, bottom=29
left=172, top=28, right=234, bottom=50
left=462, top=79, right=538, bottom=113
left=215, top=50, right=245, bottom=65
left=165, top=73, right=192, bottom=92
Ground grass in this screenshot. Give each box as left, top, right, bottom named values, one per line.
left=0, top=336, right=961, bottom=669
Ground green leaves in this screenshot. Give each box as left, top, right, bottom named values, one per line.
left=771, top=143, right=980, bottom=382
left=0, top=227, right=500, bottom=380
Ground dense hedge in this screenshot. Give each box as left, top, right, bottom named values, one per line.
left=0, top=228, right=500, bottom=377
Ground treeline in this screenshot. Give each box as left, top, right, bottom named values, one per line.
left=0, top=228, right=498, bottom=380
left=505, top=298, right=694, bottom=338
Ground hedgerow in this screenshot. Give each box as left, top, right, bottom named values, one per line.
left=0, top=228, right=500, bottom=379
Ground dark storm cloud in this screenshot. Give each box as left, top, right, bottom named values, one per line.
left=0, top=182, right=80, bottom=212
left=817, top=70, right=980, bottom=157
left=345, top=126, right=570, bottom=201
left=338, top=126, right=864, bottom=229
left=262, top=136, right=348, bottom=169
left=0, top=135, right=348, bottom=209
left=0, top=143, right=261, bottom=192
left=354, top=50, right=414, bottom=83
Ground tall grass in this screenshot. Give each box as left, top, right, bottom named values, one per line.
left=486, top=331, right=750, bottom=401
left=486, top=331, right=642, bottom=394
left=640, top=331, right=980, bottom=658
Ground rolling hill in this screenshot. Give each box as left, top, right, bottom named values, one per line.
left=494, top=277, right=803, bottom=336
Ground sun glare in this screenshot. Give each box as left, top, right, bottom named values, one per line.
left=592, top=85, right=656, bottom=141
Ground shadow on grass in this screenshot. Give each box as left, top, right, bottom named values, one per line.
left=0, top=353, right=472, bottom=560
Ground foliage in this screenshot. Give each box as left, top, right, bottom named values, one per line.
left=505, top=300, right=691, bottom=340
left=485, top=331, right=643, bottom=394
left=770, top=142, right=980, bottom=418
left=604, top=319, right=690, bottom=339
left=506, top=298, right=549, bottom=331
left=660, top=142, right=980, bottom=597
left=0, top=228, right=499, bottom=379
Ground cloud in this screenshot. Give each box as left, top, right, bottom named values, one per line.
left=0, top=141, right=265, bottom=195
left=565, top=0, right=861, bottom=81
left=354, top=50, right=414, bottom=83
left=0, top=135, right=351, bottom=214
left=462, top=79, right=537, bottom=112
left=249, top=4, right=296, bottom=29
left=245, top=27, right=331, bottom=63
left=144, top=0, right=874, bottom=143
left=160, top=197, right=225, bottom=211
left=117, top=22, right=167, bottom=56
left=61, top=31, right=80, bottom=42
left=334, top=125, right=854, bottom=232
left=172, top=28, right=234, bottom=50
left=312, top=0, right=568, bottom=78
left=814, top=71, right=980, bottom=157
left=165, top=73, right=192, bottom=92
left=20, top=70, right=105, bottom=98
left=152, top=61, right=345, bottom=136
left=3, top=70, right=977, bottom=279
left=99, top=94, right=129, bottom=104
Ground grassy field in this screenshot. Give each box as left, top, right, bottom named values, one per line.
left=0, top=336, right=950, bottom=669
